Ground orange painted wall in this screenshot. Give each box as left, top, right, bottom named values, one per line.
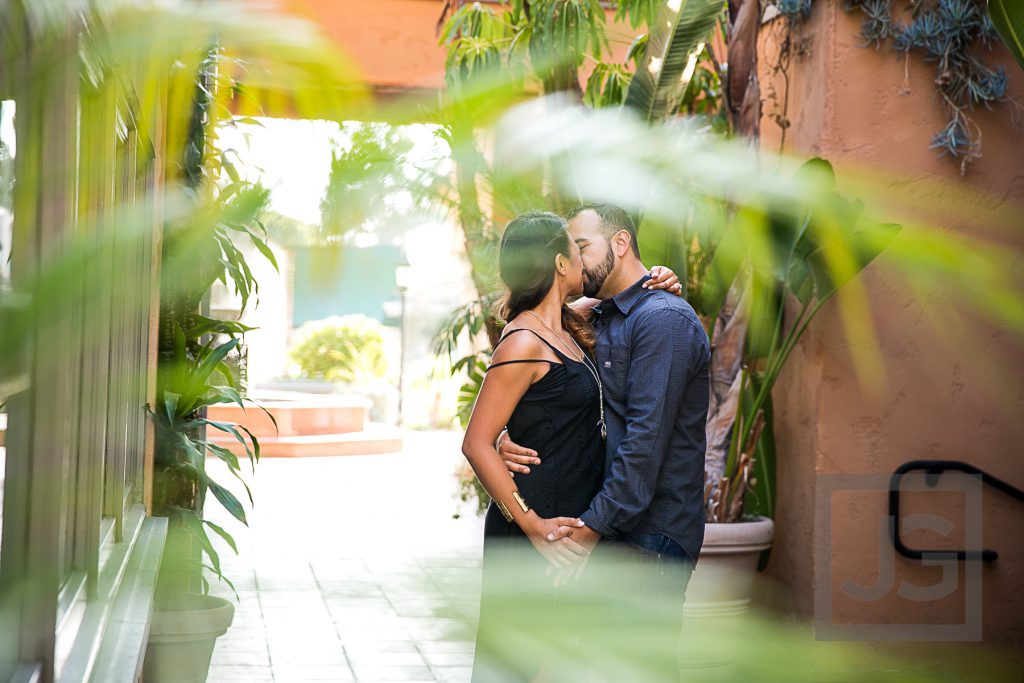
left=267, top=0, right=641, bottom=92
left=755, top=2, right=1024, bottom=654
left=279, top=0, right=448, bottom=89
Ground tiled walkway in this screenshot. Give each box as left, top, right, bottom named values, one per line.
left=205, top=430, right=484, bottom=683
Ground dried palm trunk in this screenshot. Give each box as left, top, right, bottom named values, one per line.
left=704, top=265, right=750, bottom=486
left=706, top=409, right=764, bottom=522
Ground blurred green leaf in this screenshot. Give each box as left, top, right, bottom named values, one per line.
left=988, top=0, right=1024, bottom=71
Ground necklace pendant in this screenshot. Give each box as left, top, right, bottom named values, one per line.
left=599, top=421, right=607, bottom=440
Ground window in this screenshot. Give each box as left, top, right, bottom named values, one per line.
left=0, top=40, right=165, bottom=683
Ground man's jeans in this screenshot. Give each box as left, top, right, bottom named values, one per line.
left=588, top=532, right=696, bottom=682
left=623, top=530, right=696, bottom=625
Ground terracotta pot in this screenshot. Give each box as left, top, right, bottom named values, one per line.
left=143, top=593, right=234, bottom=683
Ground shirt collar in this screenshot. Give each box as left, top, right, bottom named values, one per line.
left=596, top=274, right=653, bottom=317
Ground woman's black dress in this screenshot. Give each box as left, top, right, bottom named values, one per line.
left=471, top=328, right=606, bottom=683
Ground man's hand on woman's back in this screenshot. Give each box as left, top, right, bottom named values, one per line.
left=496, top=429, right=541, bottom=475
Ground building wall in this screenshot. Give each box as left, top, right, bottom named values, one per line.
left=273, top=0, right=639, bottom=93
left=280, top=0, right=449, bottom=90
left=756, top=3, right=1024, bottom=649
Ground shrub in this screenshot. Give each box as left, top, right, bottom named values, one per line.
left=289, top=314, right=387, bottom=383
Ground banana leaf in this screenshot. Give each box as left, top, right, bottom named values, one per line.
left=989, top=0, right=1024, bottom=71
left=624, top=0, right=724, bottom=123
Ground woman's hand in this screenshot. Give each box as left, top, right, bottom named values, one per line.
left=644, top=265, right=682, bottom=295
left=523, top=514, right=590, bottom=569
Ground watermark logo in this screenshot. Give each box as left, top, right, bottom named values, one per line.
left=814, top=472, right=983, bottom=641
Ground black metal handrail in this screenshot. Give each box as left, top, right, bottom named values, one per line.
left=889, top=459, right=1024, bottom=562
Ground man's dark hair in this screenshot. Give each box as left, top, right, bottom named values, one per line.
left=566, top=203, right=641, bottom=258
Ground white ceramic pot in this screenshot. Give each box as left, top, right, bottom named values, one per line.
left=143, top=593, right=235, bottom=683
left=677, top=516, right=774, bottom=679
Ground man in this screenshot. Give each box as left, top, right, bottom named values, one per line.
left=498, top=203, right=710, bottom=681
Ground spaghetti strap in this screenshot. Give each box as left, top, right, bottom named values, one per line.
left=485, top=359, right=560, bottom=372
left=493, top=327, right=564, bottom=357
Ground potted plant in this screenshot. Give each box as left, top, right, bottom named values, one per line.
left=144, top=45, right=280, bottom=682
left=144, top=318, right=272, bottom=683
left=680, top=159, right=900, bottom=674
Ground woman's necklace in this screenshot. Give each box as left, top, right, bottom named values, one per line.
left=523, top=310, right=582, bottom=361
left=523, top=310, right=607, bottom=441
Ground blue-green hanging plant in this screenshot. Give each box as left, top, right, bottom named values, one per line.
left=778, top=0, right=1016, bottom=174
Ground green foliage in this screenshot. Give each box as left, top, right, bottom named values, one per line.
left=155, top=43, right=284, bottom=600
left=259, top=209, right=318, bottom=247
left=714, top=158, right=900, bottom=519
left=584, top=62, right=632, bottom=107
left=454, top=458, right=492, bottom=519
left=615, top=0, right=664, bottom=29
left=152, top=326, right=269, bottom=595
left=528, top=0, right=608, bottom=92
left=320, top=123, right=414, bottom=240
left=676, top=45, right=730, bottom=133
left=289, top=314, right=388, bottom=384
left=441, top=1, right=517, bottom=85
left=455, top=353, right=490, bottom=428
left=989, top=0, right=1024, bottom=69
left=623, top=0, right=725, bottom=123
left=432, top=296, right=495, bottom=363
left=159, top=49, right=278, bottom=344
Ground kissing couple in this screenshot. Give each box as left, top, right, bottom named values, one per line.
left=461, top=204, right=711, bottom=682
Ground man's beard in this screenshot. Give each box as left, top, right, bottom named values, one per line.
left=582, top=246, right=615, bottom=298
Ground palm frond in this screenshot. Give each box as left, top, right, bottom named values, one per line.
left=624, top=0, right=725, bottom=123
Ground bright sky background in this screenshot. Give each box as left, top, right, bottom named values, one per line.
left=216, top=117, right=449, bottom=232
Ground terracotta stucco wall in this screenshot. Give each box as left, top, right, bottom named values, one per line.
left=272, top=0, right=639, bottom=93
left=756, top=3, right=1024, bottom=650
left=280, top=0, right=449, bottom=90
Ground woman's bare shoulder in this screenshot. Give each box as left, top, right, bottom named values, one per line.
left=490, top=325, right=548, bottom=366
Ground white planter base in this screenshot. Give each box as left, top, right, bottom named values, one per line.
left=143, top=593, right=235, bottom=683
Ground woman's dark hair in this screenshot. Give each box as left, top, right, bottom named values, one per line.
left=497, top=210, right=595, bottom=353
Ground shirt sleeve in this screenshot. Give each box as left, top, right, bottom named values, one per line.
left=580, top=306, right=706, bottom=538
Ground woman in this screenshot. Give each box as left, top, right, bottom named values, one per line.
left=461, top=210, right=680, bottom=682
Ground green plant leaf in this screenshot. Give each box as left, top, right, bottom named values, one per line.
left=204, top=519, right=239, bottom=555
left=699, top=207, right=757, bottom=321
left=456, top=355, right=489, bottom=428
left=209, top=481, right=247, bottom=525
left=201, top=440, right=241, bottom=471
left=805, top=223, right=902, bottom=303
left=179, top=509, right=222, bottom=576
left=185, top=314, right=256, bottom=339
left=180, top=338, right=239, bottom=412
left=989, top=0, right=1024, bottom=71
left=234, top=423, right=262, bottom=465
left=162, top=392, right=181, bottom=424
left=247, top=232, right=279, bottom=273
left=212, top=385, right=246, bottom=409
left=625, top=32, right=649, bottom=67
left=623, top=0, right=724, bottom=123
left=195, top=418, right=257, bottom=464
left=201, top=441, right=254, bottom=505
left=193, top=560, right=238, bottom=600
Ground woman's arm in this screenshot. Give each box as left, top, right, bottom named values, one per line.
left=462, top=335, right=588, bottom=567
left=568, top=266, right=682, bottom=318
left=644, top=265, right=683, bottom=293
left=568, top=296, right=602, bottom=318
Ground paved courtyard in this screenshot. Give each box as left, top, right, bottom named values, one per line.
left=205, top=430, right=485, bottom=683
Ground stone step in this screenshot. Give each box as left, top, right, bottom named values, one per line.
left=207, top=394, right=372, bottom=438
left=208, top=423, right=403, bottom=458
